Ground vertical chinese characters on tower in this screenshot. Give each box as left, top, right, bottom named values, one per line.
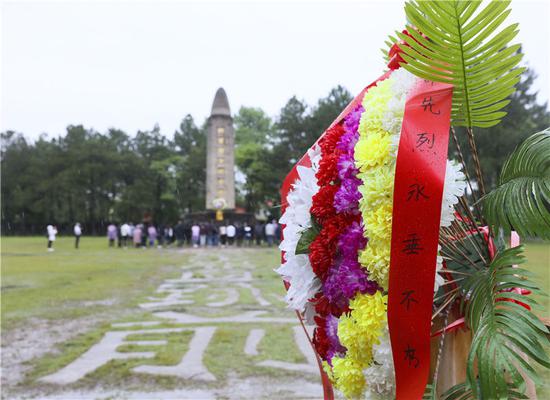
left=206, top=88, right=236, bottom=210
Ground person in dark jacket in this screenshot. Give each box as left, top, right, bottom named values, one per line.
left=254, top=223, right=264, bottom=246
left=209, top=222, right=219, bottom=246
left=244, top=223, right=253, bottom=247
left=174, top=220, right=185, bottom=248
left=236, top=223, right=245, bottom=247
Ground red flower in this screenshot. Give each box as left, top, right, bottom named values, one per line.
left=313, top=316, right=330, bottom=359
left=311, top=293, right=348, bottom=318
left=324, top=213, right=358, bottom=243
left=311, top=184, right=339, bottom=224
left=312, top=295, right=350, bottom=360
left=310, top=198, right=358, bottom=283
left=320, top=124, right=345, bottom=155
left=309, top=234, right=332, bottom=281
left=317, top=153, right=340, bottom=186
left=316, top=124, right=345, bottom=186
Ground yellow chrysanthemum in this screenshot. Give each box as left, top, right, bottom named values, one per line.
left=331, top=357, right=366, bottom=399
left=358, top=79, right=395, bottom=137
left=363, top=203, right=393, bottom=243
left=349, top=291, right=388, bottom=329
left=337, top=316, right=375, bottom=363
left=354, top=74, right=400, bottom=293
left=359, top=244, right=391, bottom=288
left=332, top=292, right=389, bottom=398
left=357, top=165, right=395, bottom=209
left=354, top=131, right=392, bottom=172
left=337, top=292, right=387, bottom=363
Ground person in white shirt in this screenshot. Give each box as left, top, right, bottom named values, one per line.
left=265, top=220, right=277, bottom=247
left=226, top=223, right=236, bottom=246
left=219, top=224, right=228, bottom=247
left=47, top=224, right=58, bottom=252
left=74, top=223, right=82, bottom=249
left=191, top=223, right=200, bottom=248
left=120, top=223, right=131, bottom=248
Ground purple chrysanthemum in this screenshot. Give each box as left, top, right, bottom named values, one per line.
left=337, top=153, right=358, bottom=181
left=339, top=105, right=364, bottom=151
left=323, top=264, right=348, bottom=305
left=336, top=129, right=359, bottom=154
left=338, top=259, right=380, bottom=298
left=322, top=222, right=380, bottom=303
left=338, top=221, right=365, bottom=259
left=323, top=105, right=381, bottom=313
left=334, top=177, right=362, bottom=214
left=334, top=105, right=363, bottom=215
left=325, top=314, right=347, bottom=364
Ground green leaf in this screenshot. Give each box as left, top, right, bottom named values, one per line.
left=423, top=383, right=438, bottom=400
left=482, top=129, right=550, bottom=239
left=398, top=0, right=523, bottom=128
left=456, top=245, right=550, bottom=399
left=294, top=216, right=321, bottom=255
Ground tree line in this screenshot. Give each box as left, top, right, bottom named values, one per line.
left=2, top=70, right=548, bottom=235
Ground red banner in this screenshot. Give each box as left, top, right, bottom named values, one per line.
left=388, top=79, right=453, bottom=399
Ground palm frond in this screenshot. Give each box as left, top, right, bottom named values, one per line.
left=442, top=382, right=474, bottom=400
left=482, top=129, right=550, bottom=239
left=423, top=383, right=438, bottom=400
left=398, top=0, right=524, bottom=128
left=442, top=381, right=528, bottom=400
left=382, top=34, right=398, bottom=63
left=458, top=245, right=550, bottom=399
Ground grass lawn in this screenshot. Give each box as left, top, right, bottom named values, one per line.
left=1, top=236, right=548, bottom=398
left=1, top=237, right=302, bottom=398
left=522, top=241, right=550, bottom=399
left=523, top=241, right=550, bottom=314
left=1, top=236, right=191, bottom=330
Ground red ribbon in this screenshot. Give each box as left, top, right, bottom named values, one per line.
left=387, top=79, right=453, bottom=399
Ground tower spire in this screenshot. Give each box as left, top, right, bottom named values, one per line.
left=206, top=88, right=235, bottom=210
left=210, top=87, right=231, bottom=117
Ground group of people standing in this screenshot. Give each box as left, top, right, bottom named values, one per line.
left=109, top=220, right=281, bottom=249
left=45, top=219, right=281, bottom=251
left=106, top=222, right=174, bottom=248
left=188, top=220, right=279, bottom=248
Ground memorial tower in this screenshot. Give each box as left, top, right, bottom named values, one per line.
left=206, top=88, right=235, bottom=210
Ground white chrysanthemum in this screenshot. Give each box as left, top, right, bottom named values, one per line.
left=391, top=68, right=418, bottom=97
left=276, top=144, right=322, bottom=314
left=308, top=143, right=322, bottom=170
left=383, top=70, right=417, bottom=136
left=279, top=164, right=320, bottom=251
left=363, top=329, right=395, bottom=399
left=434, top=160, right=467, bottom=292
left=382, top=70, right=417, bottom=159
left=276, top=254, right=321, bottom=311
left=434, top=244, right=445, bottom=293
left=440, top=160, right=467, bottom=227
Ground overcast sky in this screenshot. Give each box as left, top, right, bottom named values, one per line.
left=2, top=0, right=549, bottom=140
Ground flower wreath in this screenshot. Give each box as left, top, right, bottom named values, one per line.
left=276, top=68, right=466, bottom=399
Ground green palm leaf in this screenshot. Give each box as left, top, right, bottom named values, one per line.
left=483, top=129, right=550, bottom=239
left=423, top=383, right=437, bottom=400
left=456, top=246, right=550, bottom=399
left=442, top=381, right=529, bottom=400
left=396, top=0, right=524, bottom=128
